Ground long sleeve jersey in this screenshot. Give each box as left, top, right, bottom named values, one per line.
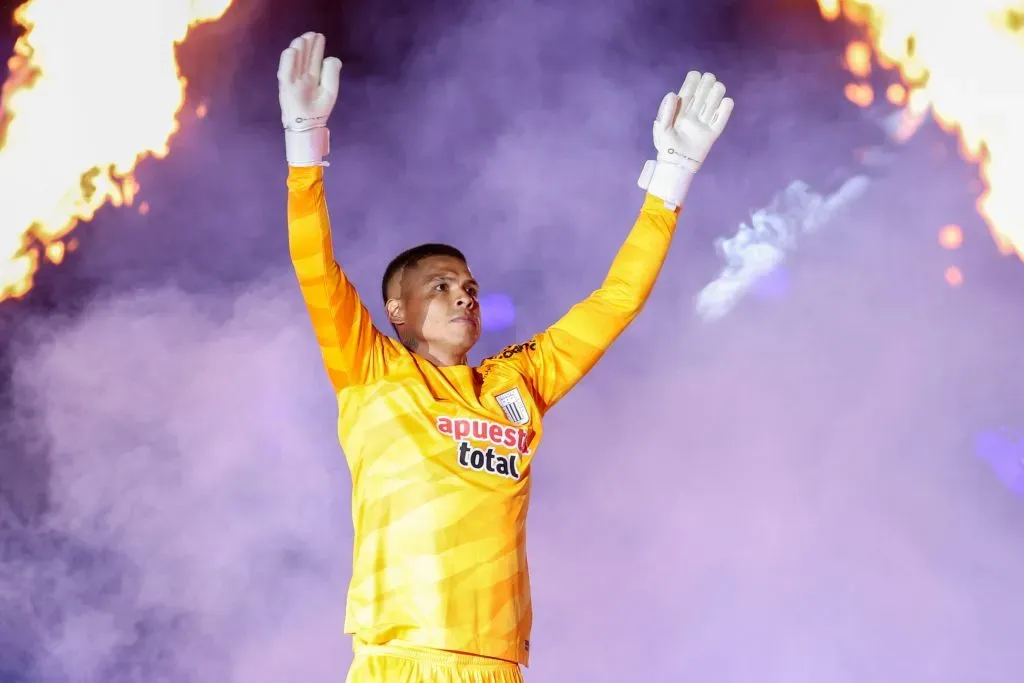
left=286, top=165, right=680, bottom=666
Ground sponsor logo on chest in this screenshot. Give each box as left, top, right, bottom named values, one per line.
left=435, top=416, right=532, bottom=481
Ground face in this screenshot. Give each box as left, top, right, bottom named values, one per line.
left=389, top=255, right=482, bottom=356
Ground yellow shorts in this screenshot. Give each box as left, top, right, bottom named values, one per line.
left=346, top=642, right=523, bottom=683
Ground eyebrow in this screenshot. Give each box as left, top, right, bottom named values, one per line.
left=425, top=273, right=479, bottom=289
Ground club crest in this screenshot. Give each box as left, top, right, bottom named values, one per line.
left=495, top=388, right=530, bottom=426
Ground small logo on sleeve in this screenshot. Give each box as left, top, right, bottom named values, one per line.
left=494, top=341, right=536, bottom=359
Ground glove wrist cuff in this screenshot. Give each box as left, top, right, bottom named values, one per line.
left=638, top=160, right=695, bottom=209
left=285, top=127, right=330, bottom=166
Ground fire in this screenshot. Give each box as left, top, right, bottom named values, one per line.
left=819, top=0, right=1024, bottom=265
left=939, top=224, right=964, bottom=250
left=0, top=0, right=234, bottom=302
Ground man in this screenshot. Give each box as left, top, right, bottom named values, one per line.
left=279, top=31, right=733, bottom=683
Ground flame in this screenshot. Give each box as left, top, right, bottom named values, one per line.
left=945, top=265, right=964, bottom=287
left=818, top=0, right=1024, bottom=264
left=939, top=223, right=964, bottom=250
left=0, top=0, right=233, bottom=302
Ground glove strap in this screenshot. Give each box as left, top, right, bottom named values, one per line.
left=285, top=127, right=330, bottom=167
left=638, top=160, right=695, bottom=210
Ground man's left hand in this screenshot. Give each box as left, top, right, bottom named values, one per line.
left=639, top=71, right=734, bottom=208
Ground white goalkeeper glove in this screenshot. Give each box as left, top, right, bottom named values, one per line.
left=278, top=31, right=343, bottom=167
left=638, top=71, right=734, bottom=209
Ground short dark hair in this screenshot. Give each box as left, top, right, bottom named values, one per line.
left=381, top=243, right=468, bottom=303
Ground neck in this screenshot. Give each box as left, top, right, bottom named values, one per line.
left=403, top=338, right=468, bottom=367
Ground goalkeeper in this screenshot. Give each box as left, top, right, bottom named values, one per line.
left=279, top=31, right=733, bottom=683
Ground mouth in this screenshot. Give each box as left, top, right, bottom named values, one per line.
left=450, top=315, right=478, bottom=327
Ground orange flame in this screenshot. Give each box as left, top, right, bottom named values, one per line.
left=819, top=0, right=1024, bottom=264
left=0, top=0, right=234, bottom=302
left=939, top=224, right=964, bottom=250
left=945, top=265, right=964, bottom=287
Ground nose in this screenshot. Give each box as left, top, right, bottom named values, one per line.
left=455, top=289, right=476, bottom=310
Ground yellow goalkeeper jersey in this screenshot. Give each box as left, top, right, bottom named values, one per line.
left=286, top=165, right=680, bottom=666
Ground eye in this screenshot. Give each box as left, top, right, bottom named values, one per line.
left=435, top=282, right=449, bottom=292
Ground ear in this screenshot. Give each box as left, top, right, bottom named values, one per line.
left=385, top=298, right=404, bottom=326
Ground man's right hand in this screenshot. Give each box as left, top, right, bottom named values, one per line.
left=278, top=32, right=343, bottom=167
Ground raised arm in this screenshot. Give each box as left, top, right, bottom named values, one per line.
left=280, top=32, right=390, bottom=390
left=503, top=194, right=678, bottom=410
left=498, top=71, right=735, bottom=411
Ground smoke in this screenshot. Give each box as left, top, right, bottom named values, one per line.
left=7, top=280, right=350, bottom=681
left=4, top=0, right=1024, bottom=681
